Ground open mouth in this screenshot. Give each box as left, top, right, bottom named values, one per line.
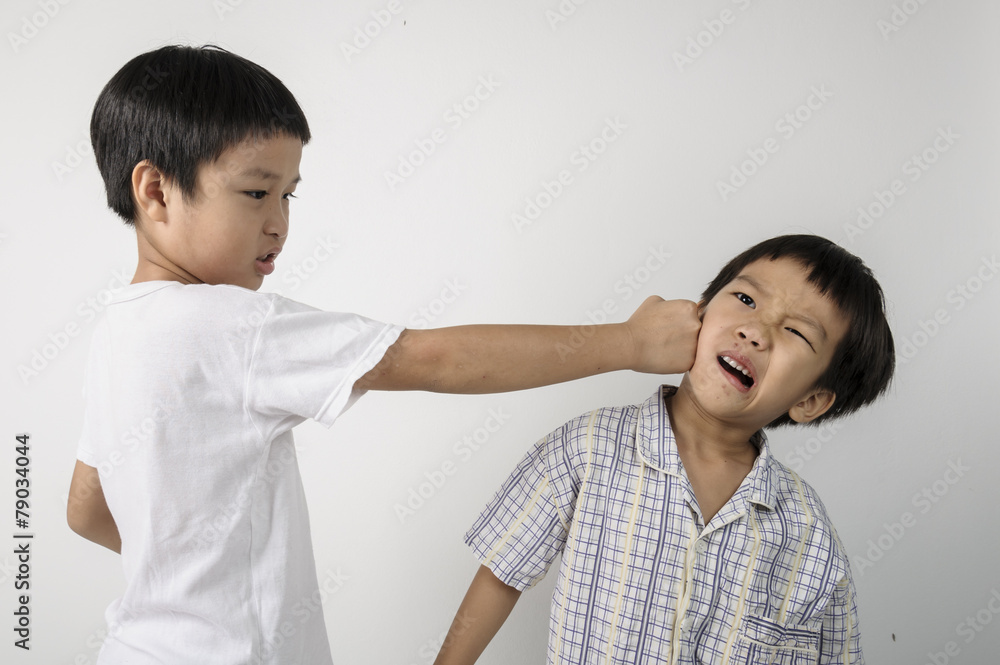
left=718, top=355, right=755, bottom=389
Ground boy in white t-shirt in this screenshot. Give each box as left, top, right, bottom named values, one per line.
left=66, top=45, right=701, bottom=663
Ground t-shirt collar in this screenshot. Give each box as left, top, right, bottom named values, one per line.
left=109, top=280, right=178, bottom=304
left=635, top=384, right=777, bottom=511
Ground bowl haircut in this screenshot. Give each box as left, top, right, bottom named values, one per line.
left=700, top=234, right=895, bottom=428
left=91, top=44, right=311, bottom=225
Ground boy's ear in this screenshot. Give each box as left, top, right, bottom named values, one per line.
left=696, top=299, right=708, bottom=321
left=787, top=389, right=836, bottom=424
left=131, top=160, right=170, bottom=224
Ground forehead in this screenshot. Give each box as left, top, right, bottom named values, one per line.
left=203, top=134, right=303, bottom=179
left=732, top=257, right=821, bottom=296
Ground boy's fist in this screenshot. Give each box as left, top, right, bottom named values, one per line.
left=624, top=296, right=701, bottom=375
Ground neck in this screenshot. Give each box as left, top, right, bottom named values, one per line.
left=131, top=260, right=195, bottom=285
left=132, top=226, right=199, bottom=285
left=667, top=379, right=761, bottom=461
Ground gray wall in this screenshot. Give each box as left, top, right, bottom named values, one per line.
left=2, top=1, right=997, bottom=663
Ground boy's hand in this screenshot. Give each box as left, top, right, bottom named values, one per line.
left=623, top=296, right=701, bottom=374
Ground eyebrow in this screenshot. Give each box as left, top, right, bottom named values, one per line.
left=236, top=166, right=302, bottom=184
left=733, top=274, right=829, bottom=343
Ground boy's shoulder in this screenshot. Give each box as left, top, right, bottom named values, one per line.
left=761, top=454, right=853, bottom=562
left=766, top=455, right=837, bottom=521
left=93, top=282, right=313, bottom=356
left=541, top=388, right=663, bottom=484
left=549, top=398, right=643, bottom=450
left=112, top=280, right=277, bottom=305
left=105, top=281, right=309, bottom=326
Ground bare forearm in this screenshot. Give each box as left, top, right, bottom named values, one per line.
left=72, top=515, right=122, bottom=554
left=364, top=323, right=633, bottom=393
left=434, top=565, right=522, bottom=665
left=359, top=297, right=701, bottom=393
left=67, top=461, right=121, bottom=554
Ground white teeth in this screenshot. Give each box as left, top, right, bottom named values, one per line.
left=722, top=356, right=751, bottom=377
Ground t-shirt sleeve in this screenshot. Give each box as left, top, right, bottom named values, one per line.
left=246, top=295, right=403, bottom=433
left=76, top=388, right=100, bottom=467
left=464, top=413, right=593, bottom=592
left=76, top=319, right=111, bottom=468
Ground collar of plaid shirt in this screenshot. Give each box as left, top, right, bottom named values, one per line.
left=637, top=385, right=778, bottom=518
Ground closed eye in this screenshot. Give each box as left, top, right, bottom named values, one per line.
left=786, top=327, right=815, bottom=350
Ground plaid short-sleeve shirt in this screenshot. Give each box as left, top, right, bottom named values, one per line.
left=466, top=385, right=863, bottom=665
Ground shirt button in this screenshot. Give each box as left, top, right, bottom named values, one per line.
left=695, top=540, right=707, bottom=555
left=783, top=639, right=797, bottom=647
left=681, top=617, right=694, bottom=633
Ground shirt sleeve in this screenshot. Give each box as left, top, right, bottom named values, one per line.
left=76, top=318, right=112, bottom=468
left=819, top=570, right=865, bottom=664
left=246, top=295, right=403, bottom=436
left=464, top=412, right=594, bottom=592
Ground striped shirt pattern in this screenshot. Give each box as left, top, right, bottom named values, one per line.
left=466, top=385, right=863, bottom=664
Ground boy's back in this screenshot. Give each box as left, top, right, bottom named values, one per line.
left=77, top=281, right=401, bottom=662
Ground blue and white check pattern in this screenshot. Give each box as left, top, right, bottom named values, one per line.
left=466, top=385, right=863, bottom=664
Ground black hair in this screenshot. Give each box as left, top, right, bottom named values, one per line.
left=700, top=234, right=895, bottom=428
left=90, top=44, right=311, bottom=225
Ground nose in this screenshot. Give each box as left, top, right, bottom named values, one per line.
left=264, top=200, right=289, bottom=240
left=737, top=321, right=769, bottom=350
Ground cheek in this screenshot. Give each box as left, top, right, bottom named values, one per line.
left=772, top=354, right=823, bottom=391
left=695, top=321, right=727, bottom=355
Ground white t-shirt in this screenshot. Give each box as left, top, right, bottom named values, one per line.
left=76, top=281, right=403, bottom=664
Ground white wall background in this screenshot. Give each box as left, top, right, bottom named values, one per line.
left=2, top=0, right=997, bottom=663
